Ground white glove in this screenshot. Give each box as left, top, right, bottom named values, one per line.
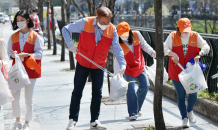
left=151, top=52, right=156, bottom=58
left=68, top=45, right=78, bottom=53
left=118, top=66, right=126, bottom=75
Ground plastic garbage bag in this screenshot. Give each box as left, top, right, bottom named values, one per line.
left=109, top=74, right=128, bottom=101
left=0, top=71, right=14, bottom=106
left=184, top=57, right=207, bottom=71
left=178, top=62, right=208, bottom=94
left=8, top=54, right=31, bottom=92
left=145, top=58, right=168, bottom=85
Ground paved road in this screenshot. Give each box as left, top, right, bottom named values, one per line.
left=0, top=24, right=218, bottom=130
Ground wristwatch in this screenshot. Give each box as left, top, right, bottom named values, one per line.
left=27, top=54, right=31, bottom=58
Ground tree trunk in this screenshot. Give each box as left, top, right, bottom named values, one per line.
left=204, top=0, right=208, bottom=33
left=61, top=0, right=66, bottom=61
left=154, top=0, right=166, bottom=130
left=38, top=0, right=44, bottom=31
left=71, top=0, right=86, bottom=17
left=19, top=0, right=27, bottom=10
left=66, top=0, right=76, bottom=70
left=50, top=0, right=57, bottom=55
left=46, top=1, right=51, bottom=50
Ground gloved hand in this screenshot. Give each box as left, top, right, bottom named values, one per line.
left=68, top=45, right=78, bottom=53
left=118, top=66, right=126, bottom=75
left=151, top=52, right=156, bottom=58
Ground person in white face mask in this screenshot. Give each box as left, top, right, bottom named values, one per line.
left=44, top=10, right=58, bottom=46
left=114, top=21, right=156, bottom=121
left=62, top=7, right=126, bottom=130
left=8, top=10, right=44, bottom=130
left=29, top=8, right=41, bottom=33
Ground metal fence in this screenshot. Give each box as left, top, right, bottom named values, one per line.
left=71, top=27, right=218, bottom=93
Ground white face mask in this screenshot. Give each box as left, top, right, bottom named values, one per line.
left=49, top=14, right=51, bottom=17
left=120, top=35, right=129, bottom=41
left=17, top=21, right=27, bottom=29
left=33, top=13, right=37, bottom=15
left=97, top=22, right=108, bottom=30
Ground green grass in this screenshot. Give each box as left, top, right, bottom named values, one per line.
left=72, top=40, right=79, bottom=46
left=198, top=89, right=218, bottom=103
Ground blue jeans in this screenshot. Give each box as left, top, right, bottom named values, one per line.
left=124, top=70, right=150, bottom=116
left=172, top=80, right=198, bottom=119
left=69, top=62, right=104, bottom=122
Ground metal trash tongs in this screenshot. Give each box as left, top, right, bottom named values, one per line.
left=78, top=52, right=115, bottom=77
left=211, top=73, right=218, bottom=79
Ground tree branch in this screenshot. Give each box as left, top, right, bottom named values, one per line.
left=71, top=0, right=86, bottom=17
left=88, top=0, right=95, bottom=9
left=63, top=0, right=67, bottom=5
left=96, top=0, right=104, bottom=9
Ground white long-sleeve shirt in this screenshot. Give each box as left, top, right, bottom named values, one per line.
left=114, top=31, right=155, bottom=74
left=0, top=38, right=10, bottom=71
left=8, top=31, right=44, bottom=60
left=164, top=33, right=210, bottom=56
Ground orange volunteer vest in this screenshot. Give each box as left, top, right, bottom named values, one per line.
left=11, top=30, right=41, bottom=78
left=168, top=31, right=199, bottom=81
left=120, top=31, right=145, bottom=77
left=30, top=15, right=39, bottom=30
left=76, top=17, right=115, bottom=69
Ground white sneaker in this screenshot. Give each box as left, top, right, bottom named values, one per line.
left=90, top=120, right=107, bottom=129
left=12, top=121, right=22, bottom=130
left=129, top=115, right=137, bottom=121
left=66, top=119, right=76, bottom=130
left=23, top=123, right=29, bottom=130
left=137, top=111, right=142, bottom=117
left=182, top=118, right=190, bottom=128
left=188, top=111, right=196, bottom=123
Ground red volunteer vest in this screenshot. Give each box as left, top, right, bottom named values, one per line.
left=30, top=15, right=39, bottom=30
left=120, top=31, right=145, bottom=77
left=11, top=30, right=41, bottom=78
left=76, top=17, right=115, bottom=69
left=168, top=31, right=199, bottom=81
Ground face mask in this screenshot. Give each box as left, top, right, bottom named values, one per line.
left=120, top=35, right=129, bottom=41
left=17, top=21, right=27, bottom=29
left=97, top=22, right=108, bottom=30
left=33, top=13, right=37, bottom=15
left=49, top=14, right=51, bottom=17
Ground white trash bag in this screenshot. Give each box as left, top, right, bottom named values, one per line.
left=109, top=74, right=128, bottom=101
left=178, top=62, right=208, bottom=94
left=145, top=58, right=168, bottom=85
left=0, top=72, right=14, bottom=106
left=8, top=54, right=31, bottom=92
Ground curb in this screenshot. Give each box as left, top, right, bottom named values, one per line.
left=148, top=79, right=218, bottom=123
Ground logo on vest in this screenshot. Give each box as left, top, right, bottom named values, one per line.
left=106, top=32, right=112, bottom=36
left=190, top=41, right=196, bottom=44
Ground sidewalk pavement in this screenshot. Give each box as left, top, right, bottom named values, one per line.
left=1, top=24, right=218, bottom=130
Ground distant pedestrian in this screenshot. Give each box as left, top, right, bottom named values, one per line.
left=62, top=7, right=126, bottom=130
left=8, top=10, right=44, bottom=130
left=164, top=18, right=210, bottom=128
left=114, top=21, right=156, bottom=121
left=44, top=10, right=58, bottom=46
left=29, top=8, right=41, bottom=33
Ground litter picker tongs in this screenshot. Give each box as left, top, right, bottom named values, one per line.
left=211, top=73, right=218, bottom=79
left=78, top=52, right=115, bottom=77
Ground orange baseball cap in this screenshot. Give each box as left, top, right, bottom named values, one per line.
left=177, top=18, right=192, bottom=33
left=117, top=21, right=130, bottom=37
left=48, top=10, right=51, bottom=14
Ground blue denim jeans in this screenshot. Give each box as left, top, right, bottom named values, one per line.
left=69, top=62, right=104, bottom=122
left=172, top=80, right=198, bottom=119
left=124, top=70, right=150, bottom=116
